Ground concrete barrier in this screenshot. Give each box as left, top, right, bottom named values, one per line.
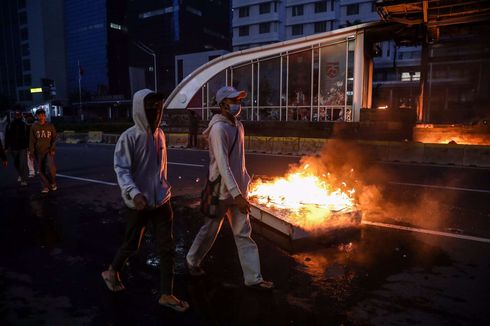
left=273, top=137, right=300, bottom=155
left=248, top=136, right=274, bottom=153
left=423, top=143, right=465, bottom=165
left=167, top=133, right=188, bottom=148
left=87, top=131, right=103, bottom=143
left=102, top=133, right=119, bottom=144
left=463, top=145, right=490, bottom=167
left=63, top=131, right=85, bottom=144
left=357, top=140, right=390, bottom=162
left=57, top=131, right=490, bottom=168
left=388, top=141, right=424, bottom=163
left=298, top=138, right=326, bottom=155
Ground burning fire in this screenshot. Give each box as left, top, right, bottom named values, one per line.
left=249, top=163, right=357, bottom=230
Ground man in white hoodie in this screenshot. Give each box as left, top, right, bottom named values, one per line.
left=101, top=89, right=189, bottom=312
left=186, top=86, right=274, bottom=290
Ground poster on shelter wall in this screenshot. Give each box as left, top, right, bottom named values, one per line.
left=320, top=42, right=346, bottom=106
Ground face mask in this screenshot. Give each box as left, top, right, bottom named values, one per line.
left=227, top=104, right=242, bottom=117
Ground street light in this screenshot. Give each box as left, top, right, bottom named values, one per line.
left=134, top=41, right=157, bottom=91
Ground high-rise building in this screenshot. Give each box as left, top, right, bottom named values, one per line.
left=126, top=0, right=231, bottom=96
left=64, top=0, right=129, bottom=102
left=0, top=0, right=67, bottom=109
left=232, top=0, right=379, bottom=51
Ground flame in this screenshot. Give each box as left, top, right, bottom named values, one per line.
left=249, top=163, right=356, bottom=230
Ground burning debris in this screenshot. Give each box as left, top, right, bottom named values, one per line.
left=249, top=162, right=362, bottom=240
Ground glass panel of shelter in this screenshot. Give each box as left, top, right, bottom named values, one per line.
left=188, top=37, right=355, bottom=122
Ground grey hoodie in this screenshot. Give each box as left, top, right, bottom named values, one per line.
left=203, top=114, right=251, bottom=200
left=114, top=89, right=171, bottom=209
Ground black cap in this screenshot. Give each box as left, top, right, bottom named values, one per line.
left=36, top=109, right=46, bottom=115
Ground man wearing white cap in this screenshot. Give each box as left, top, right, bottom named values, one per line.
left=186, top=86, right=274, bottom=290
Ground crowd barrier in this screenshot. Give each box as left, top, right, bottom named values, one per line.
left=59, top=131, right=490, bottom=167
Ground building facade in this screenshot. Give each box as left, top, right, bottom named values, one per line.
left=64, top=0, right=129, bottom=103
left=232, top=0, right=421, bottom=112
left=0, top=0, right=67, bottom=110
left=126, top=0, right=231, bottom=96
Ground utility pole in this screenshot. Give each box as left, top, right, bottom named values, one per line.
left=78, top=60, right=84, bottom=121
left=135, top=42, right=157, bottom=91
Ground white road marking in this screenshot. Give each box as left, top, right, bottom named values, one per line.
left=389, top=181, right=490, bottom=194
left=362, top=220, right=490, bottom=244
left=56, top=174, right=118, bottom=186
left=54, top=173, right=490, bottom=244
left=168, top=162, right=205, bottom=168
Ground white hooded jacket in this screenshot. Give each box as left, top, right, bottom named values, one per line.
left=203, top=114, right=251, bottom=200
left=114, top=89, right=171, bottom=209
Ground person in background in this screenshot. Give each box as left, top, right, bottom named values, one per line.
left=5, top=111, right=29, bottom=186
left=187, top=110, right=200, bottom=148
left=101, top=89, right=189, bottom=312
left=25, top=115, right=36, bottom=177
left=186, top=86, right=274, bottom=290
left=29, top=109, right=57, bottom=193
left=0, top=137, right=7, bottom=168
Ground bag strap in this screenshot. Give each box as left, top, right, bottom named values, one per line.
left=228, top=126, right=239, bottom=158
left=208, top=124, right=239, bottom=183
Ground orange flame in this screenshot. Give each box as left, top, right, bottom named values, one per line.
left=249, top=163, right=356, bottom=230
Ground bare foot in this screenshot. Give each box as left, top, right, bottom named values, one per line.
left=158, top=294, right=190, bottom=312
left=101, top=269, right=125, bottom=292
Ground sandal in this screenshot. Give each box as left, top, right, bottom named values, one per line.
left=246, top=280, right=274, bottom=291
left=101, top=270, right=125, bottom=292
left=158, top=296, right=190, bottom=312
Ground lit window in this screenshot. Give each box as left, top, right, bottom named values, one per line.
left=110, top=23, right=122, bottom=30
left=139, top=8, right=171, bottom=19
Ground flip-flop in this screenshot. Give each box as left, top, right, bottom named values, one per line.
left=246, top=280, right=275, bottom=291
left=158, top=298, right=190, bottom=312
left=101, top=271, right=125, bottom=292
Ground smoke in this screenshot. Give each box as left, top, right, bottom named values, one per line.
left=290, top=139, right=450, bottom=230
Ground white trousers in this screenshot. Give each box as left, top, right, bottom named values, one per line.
left=186, top=203, right=263, bottom=286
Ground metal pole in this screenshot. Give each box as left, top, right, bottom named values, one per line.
left=153, top=53, right=157, bottom=91
left=78, top=60, right=83, bottom=121
left=135, top=42, right=157, bottom=91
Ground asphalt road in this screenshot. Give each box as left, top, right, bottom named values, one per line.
left=0, top=143, right=489, bottom=325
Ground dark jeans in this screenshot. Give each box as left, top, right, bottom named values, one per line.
left=36, top=152, right=56, bottom=188
left=188, top=131, right=198, bottom=148
left=11, top=149, right=28, bottom=181
left=112, top=201, right=175, bottom=295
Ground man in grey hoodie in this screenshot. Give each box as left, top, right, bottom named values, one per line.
left=101, top=89, right=189, bottom=312
left=186, top=86, right=274, bottom=290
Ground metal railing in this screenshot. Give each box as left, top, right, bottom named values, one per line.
left=192, top=105, right=352, bottom=122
